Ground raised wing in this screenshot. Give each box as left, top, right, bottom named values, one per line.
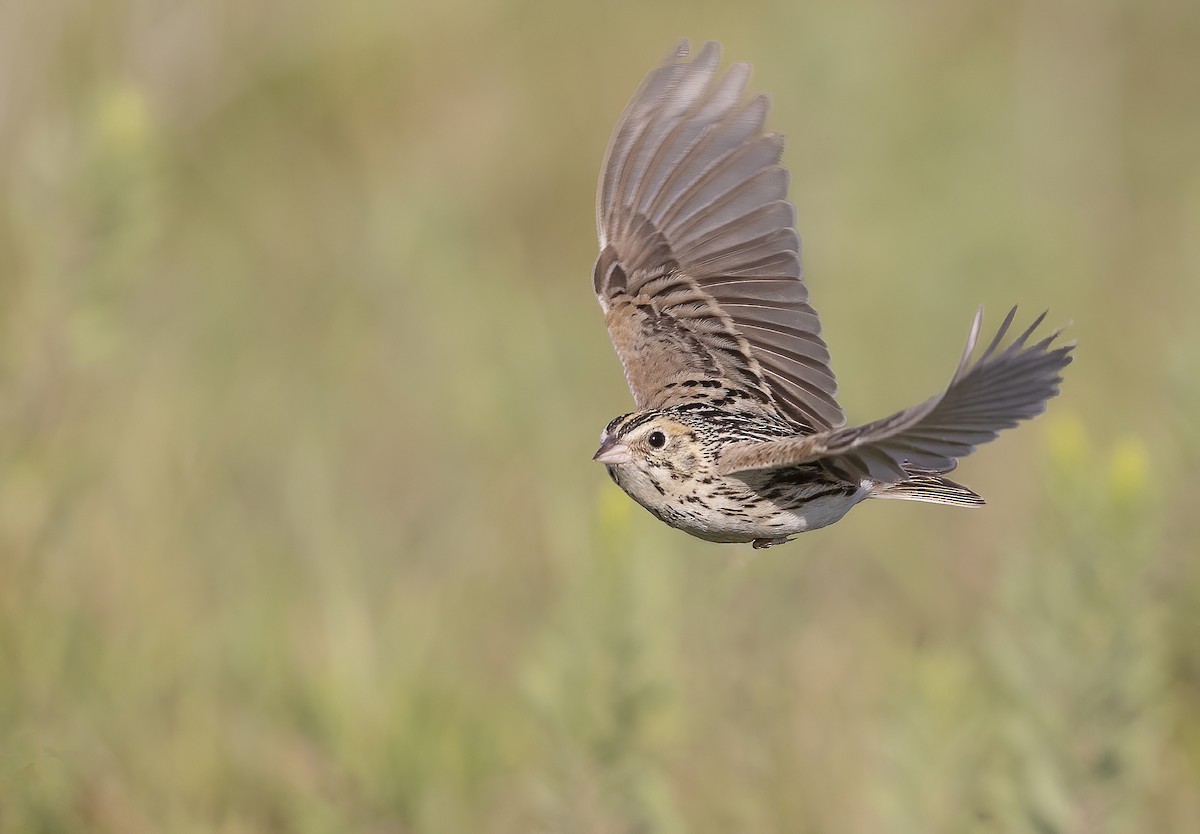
left=594, top=40, right=843, bottom=432
left=717, top=308, right=1074, bottom=481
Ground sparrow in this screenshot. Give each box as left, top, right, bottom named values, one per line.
left=591, top=40, right=1073, bottom=548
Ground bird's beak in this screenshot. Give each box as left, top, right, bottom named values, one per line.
left=593, top=437, right=633, bottom=465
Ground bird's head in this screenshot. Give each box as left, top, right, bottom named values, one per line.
left=592, top=410, right=710, bottom=485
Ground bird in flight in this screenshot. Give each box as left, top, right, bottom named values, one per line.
left=591, top=40, right=1073, bottom=548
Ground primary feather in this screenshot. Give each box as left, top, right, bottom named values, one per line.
left=716, top=307, right=1074, bottom=482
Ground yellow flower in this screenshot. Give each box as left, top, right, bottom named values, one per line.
left=1108, top=436, right=1148, bottom=504
left=97, top=84, right=150, bottom=153
left=1045, top=413, right=1089, bottom=472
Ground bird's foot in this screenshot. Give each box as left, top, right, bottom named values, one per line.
left=751, top=536, right=793, bottom=549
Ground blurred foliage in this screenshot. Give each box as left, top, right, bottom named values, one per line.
left=1, top=0, right=1198, bottom=831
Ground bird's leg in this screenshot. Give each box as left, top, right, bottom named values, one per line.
left=751, top=536, right=793, bottom=549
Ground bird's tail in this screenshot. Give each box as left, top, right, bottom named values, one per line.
left=868, top=473, right=984, bottom=507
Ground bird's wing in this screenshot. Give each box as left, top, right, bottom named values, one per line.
left=594, top=40, right=843, bottom=433
left=716, top=307, right=1074, bottom=481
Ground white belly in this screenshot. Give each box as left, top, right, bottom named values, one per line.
left=609, top=464, right=870, bottom=544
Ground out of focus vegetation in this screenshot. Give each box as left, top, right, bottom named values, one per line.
left=2, top=0, right=1198, bottom=831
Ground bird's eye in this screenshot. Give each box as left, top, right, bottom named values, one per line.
left=648, top=430, right=667, bottom=449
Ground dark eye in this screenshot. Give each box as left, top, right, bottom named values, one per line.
left=648, top=431, right=667, bottom=449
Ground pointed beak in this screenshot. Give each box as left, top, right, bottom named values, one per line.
left=593, top=436, right=633, bottom=465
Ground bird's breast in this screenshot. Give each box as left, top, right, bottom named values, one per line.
left=608, top=463, right=869, bottom=544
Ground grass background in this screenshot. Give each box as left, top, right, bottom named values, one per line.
left=2, top=0, right=1199, bottom=831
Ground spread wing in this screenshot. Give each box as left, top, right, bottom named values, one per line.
left=717, top=308, right=1075, bottom=481
left=594, top=40, right=843, bottom=433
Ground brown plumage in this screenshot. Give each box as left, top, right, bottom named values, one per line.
left=591, top=41, right=1074, bottom=548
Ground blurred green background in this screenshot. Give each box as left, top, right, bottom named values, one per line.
left=2, top=0, right=1198, bottom=831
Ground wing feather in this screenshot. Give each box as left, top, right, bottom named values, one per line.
left=717, top=308, right=1074, bottom=481
left=594, top=41, right=843, bottom=431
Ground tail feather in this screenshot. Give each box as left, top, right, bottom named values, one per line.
left=869, top=474, right=984, bottom=507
